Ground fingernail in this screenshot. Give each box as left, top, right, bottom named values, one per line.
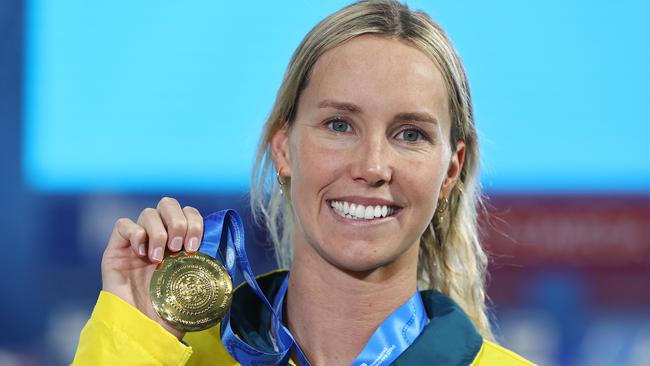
left=188, top=237, right=199, bottom=252
left=152, top=247, right=163, bottom=262
left=138, top=244, right=146, bottom=256
left=170, top=236, right=183, bottom=251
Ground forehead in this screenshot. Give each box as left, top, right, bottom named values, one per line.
left=302, top=34, right=449, bottom=121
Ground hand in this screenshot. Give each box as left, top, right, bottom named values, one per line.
left=101, top=197, right=204, bottom=340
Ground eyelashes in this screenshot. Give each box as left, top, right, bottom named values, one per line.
left=324, top=117, right=432, bottom=143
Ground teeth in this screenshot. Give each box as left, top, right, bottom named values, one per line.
left=355, top=205, right=365, bottom=218
left=329, top=200, right=396, bottom=220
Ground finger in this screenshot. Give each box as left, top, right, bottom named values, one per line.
left=156, top=197, right=188, bottom=253
left=182, top=206, right=203, bottom=252
left=108, top=218, right=148, bottom=257
left=137, top=207, right=167, bottom=263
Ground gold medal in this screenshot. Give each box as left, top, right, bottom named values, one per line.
left=150, top=251, right=233, bottom=332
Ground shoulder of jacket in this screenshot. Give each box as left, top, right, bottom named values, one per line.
left=470, top=339, right=537, bottom=366
left=183, top=324, right=240, bottom=365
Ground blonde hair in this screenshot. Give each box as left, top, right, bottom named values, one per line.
left=250, top=0, right=492, bottom=339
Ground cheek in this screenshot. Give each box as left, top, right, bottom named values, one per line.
left=288, top=135, right=346, bottom=245
left=290, top=131, right=347, bottom=182
left=398, top=155, right=448, bottom=213
left=289, top=136, right=339, bottom=207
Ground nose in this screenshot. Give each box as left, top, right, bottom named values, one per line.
left=350, top=134, right=393, bottom=187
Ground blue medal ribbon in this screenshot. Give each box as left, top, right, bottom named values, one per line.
left=271, top=274, right=428, bottom=366
left=199, top=210, right=428, bottom=366
left=199, top=210, right=294, bottom=365
left=350, top=290, right=428, bottom=366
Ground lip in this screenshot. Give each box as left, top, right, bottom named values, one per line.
left=325, top=198, right=402, bottom=226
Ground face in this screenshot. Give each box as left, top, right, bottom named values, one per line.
left=272, top=35, right=465, bottom=274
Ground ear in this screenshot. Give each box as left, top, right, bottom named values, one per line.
left=440, top=140, right=466, bottom=198
left=270, top=125, right=292, bottom=177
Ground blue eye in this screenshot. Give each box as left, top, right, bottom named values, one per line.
left=398, top=129, right=424, bottom=142
left=327, top=119, right=351, bottom=133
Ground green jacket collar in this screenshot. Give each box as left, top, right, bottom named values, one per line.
left=229, top=271, right=482, bottom=365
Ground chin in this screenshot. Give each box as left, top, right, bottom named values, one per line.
left=317, top=239, right=409, bottom=275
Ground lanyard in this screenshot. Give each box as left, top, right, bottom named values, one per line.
left=199, top=210, right=428, bottom=366
left=271, top=275, right=428, bottom=366
left=199, top=210, right=295, bottom=365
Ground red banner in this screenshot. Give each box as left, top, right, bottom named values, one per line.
left=482, top=195, right=650, bottom=267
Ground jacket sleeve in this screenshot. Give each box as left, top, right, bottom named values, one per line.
left=470, top=340, right=537, bottom=366
left=71, top=291, right=193, bottom=366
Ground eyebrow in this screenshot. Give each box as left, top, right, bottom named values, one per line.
left=394, top=112, right=438, bottom=125
left=317, top=99, right=362, bottom=113
left=317, top=99, right=439, bottom=125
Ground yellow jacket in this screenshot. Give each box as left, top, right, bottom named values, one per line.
left=72, top=272, right=534, bottom=365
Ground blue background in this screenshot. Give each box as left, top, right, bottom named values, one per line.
left=22, top=0, right=650, bottom=194
left=1, top=1, right=649, bottom=365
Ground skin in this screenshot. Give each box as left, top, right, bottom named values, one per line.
left=101, top=197, right=204, bottom=340
left=271, top=35, right=465, bottom=365
left=100, top=35, right=465, bottom=365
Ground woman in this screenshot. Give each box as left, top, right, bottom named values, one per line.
left=73, top=1, right=534, bottom=365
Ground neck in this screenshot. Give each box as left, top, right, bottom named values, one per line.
left=286, top=242, right=418, bottom=366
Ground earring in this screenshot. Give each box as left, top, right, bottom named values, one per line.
left=276, top=170, right=287, bottom=195
left=434, top=196, right=449, bottom=227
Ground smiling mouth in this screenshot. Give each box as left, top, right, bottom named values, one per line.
left=329, top=200, right=398, bottom=220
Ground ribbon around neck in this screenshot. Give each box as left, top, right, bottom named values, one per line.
left=199, top=210, right=428, bottom=366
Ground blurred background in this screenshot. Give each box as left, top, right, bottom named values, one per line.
left=1, top=0, right=649, bottom=365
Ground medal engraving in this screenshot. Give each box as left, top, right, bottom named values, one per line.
left=150, top=251, right=233, bottom=332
